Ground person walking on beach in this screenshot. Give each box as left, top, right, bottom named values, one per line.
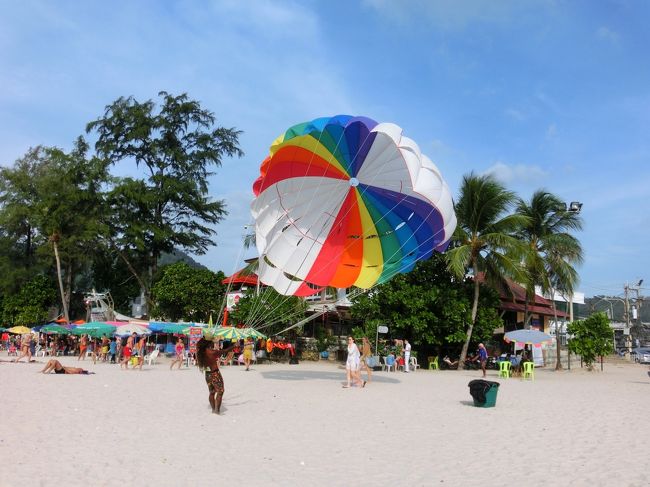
left=478, top=343, right=488, bottom=378
left=13, top=334, right=33, bottom=363
left=361, top=336, right=373, bottom=383
left=344, top=336, right=365, bottom=388
left=403, top=339, right=411, bottom=372
left=78, top=334, right=88, bottom=361
left=169, top=337, right=185, bottom=370
left=120, top=338, right=133, bottom=369
left=195, top=337, right=237, bottom=414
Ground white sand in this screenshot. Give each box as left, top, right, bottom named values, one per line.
left=1, top=356, right=648, bottom=487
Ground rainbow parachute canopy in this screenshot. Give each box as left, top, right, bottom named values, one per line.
left=251, top=115, right=457, bottom=296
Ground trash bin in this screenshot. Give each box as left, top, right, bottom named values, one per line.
left=468, top=379, right=500, bottom=408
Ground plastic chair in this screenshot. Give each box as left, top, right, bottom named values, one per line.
left=428, top=356, right=439, bottom=370
left=522, top=361, right=534, bottom=380
left=145, top=349, right=159, bottom=365
left=382, top=356, right=396, bottom=372
left=498, top=360, right=511, bottom=378
left=409, top=356, right=420, bottom=372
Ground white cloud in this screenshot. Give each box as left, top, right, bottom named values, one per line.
left=483, top=161, right=548, bottom=184
left=596, top=26, right=619, bottom=44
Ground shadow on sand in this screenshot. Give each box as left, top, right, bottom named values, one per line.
left=260, top=369, right=401, bottom=384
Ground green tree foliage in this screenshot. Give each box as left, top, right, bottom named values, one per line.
left=87, top=91, right=243, bottom=301
left=1, top=275, right=57, bottom=326
left=228, top=287, right=308, bottom=336
left=0, top=141, right=110, bottom=319
left=150, top=262, right=226, bottom=322
left=350, top=253, right=503, bottom=349
left=567, top=312, right=614, bottom=369
left=445, top=173, right=528, bottom=365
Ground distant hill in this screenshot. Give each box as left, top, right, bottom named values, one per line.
left=158, top=250, right=209, bottom=270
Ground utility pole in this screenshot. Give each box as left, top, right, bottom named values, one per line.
left=624, top=283, right=632, bottom=359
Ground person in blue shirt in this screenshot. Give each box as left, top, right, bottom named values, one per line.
left=109, top=337, right=117, bottom=363
left=478, top=343, right=488, bottom=378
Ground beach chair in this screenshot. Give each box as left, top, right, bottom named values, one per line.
left=522, top=361, right=534, bottom=380
left=382, top=356, right=396, bottom=372
left=428, top=356, right=439, bottom=370
left=145, top=348, right=159, bottom=366
left=498, top=360, right=511, bottom=378
left=409, top=356, right=420, bottom=372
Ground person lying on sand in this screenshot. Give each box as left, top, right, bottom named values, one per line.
left=40, top=359, right=93, bottom=375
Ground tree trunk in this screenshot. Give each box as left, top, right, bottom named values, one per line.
left=64, top=261, right=73, bottom=319
left=52, top=239, right=69, bottom=323
left=108, top=238, right=151, bottom=307
left=458, top=268, right=481, bottom=367
left=551, top=290, right=563, bottom=370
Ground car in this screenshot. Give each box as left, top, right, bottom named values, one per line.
left=630, top=347, right=650, bottom=364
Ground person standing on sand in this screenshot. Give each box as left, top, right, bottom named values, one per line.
left=243, top=337, right=254, bottom=371
left=195, top=337, right=237, bottom=414
left=403, top=339, right=411, bottom=373
left=344, top=337, right=365, bottom=388
left=169, top=337, right=185, bottom=370
left=134, top=336, right=146, bottom=370
left=478, top=343, right=488, bottom=378
left=361, top=337, right=373, bottom=383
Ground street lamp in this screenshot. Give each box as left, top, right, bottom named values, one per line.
left=568, top=201, right=583, bottom=213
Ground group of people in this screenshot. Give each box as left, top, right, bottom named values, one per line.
left=343, top=336, right=374, bottom=388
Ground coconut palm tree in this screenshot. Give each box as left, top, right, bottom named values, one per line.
left=446, top=173, right=529, bottom=366
left=515, top=190, right=583, bottom=369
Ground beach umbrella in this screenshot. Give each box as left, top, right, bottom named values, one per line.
left=114, top=324, right=151, bottom=337
left=7, top=325, right=32, bottom=334
left=40, top=324, right=70, bottom=335
left=241, top=328, right=267, bottom=339
left=213, top=326, right=246, bottom=340
left=150, top=322, right=192, bottom=334
left=71, top=322, right=115, bottom=338
left=504, top=329, right=553, bottom=347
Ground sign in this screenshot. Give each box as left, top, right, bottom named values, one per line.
left=377, top=325, right=388, bottom=334
left=226, top=292, right=243, bottom=311
left=189, top=327, right=203, bottom=353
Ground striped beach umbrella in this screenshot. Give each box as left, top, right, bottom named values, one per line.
left=213, top=326, right=246, bottom=340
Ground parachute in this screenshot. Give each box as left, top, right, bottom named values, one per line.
left=251, top=115, right=456, bottom=296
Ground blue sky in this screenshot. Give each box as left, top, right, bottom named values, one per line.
left=1, top=0, right=648, bottom=298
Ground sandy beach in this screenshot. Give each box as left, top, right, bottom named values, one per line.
left=1, top=356, right=648, bottom=487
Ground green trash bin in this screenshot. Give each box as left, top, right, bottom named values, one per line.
left=468, top=380, right=500, bottom=408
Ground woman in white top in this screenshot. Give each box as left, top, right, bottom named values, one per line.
left=344, top=337, right=365, bottom=388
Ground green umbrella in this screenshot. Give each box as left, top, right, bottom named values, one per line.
left=161, top=323, right=192, bottom=334
left=40, top=324, right=70, bottom=335
left=71, top=322, right=115, bottom=339
left=241, top=328, right=267, bottom=339
left=213, top=326, right=246, bottom=340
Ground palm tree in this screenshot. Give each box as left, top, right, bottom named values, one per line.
left=515, top=190, right=583, bottom=369
left=446, top=173, right=529, bottom=366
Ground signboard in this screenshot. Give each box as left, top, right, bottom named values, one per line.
left=226, top=292, right=243, bottom=311
left=377, top=325, right=389, bottom=334
left=189, top=327, right=203, bottom=353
